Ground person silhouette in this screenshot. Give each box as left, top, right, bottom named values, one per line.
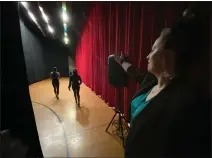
left=50, top=67, right=60, bottom=99
left=68, top=69, right=82, bottom=106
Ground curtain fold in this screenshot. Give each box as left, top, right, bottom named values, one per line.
left=76, top=2, right=186, bottom=119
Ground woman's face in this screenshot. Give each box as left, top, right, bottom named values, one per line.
left=147, top=33, right=175, bottom=77
left=146, top=36, right=166, bottom=75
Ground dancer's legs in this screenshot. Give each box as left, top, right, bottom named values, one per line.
left=72, top=87, right=77, bottom=103
left=76, top=87, right=80, bottom=105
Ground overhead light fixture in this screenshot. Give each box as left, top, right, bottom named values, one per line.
left=48, top=25, right=54, bottom=33
left=20, top=3, right=44, bottom=35
left=39, top=6, right=54, bottom=36
left=39, top=6, right=43, bottom=12
left=62, top=12, right=68, bottom=22
left=28, top=11, right=37, bottom=24
left=62, top=2, right=70, bottom=45
left=42, top=14, right=49, bottom=23
left=64, top=36, right=69, bottom=44
left=39, top=6, right=49, bottom=23
left=20, top=2, right=28, bottom=8
left=62, top=3, right=66, bottom=12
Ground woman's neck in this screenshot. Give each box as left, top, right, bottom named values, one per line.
left=156, top=74, right=170, bottom=88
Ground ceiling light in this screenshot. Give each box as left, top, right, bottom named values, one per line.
left=39, top=6, right=43, bottom=12
left=62, top=12, right=68, bottom=22
left=48, top=25, right=54, bottom=33
left=63, top=23, right=67, bottom=27
left=39, top=6, right=49, bottom=23
left=28, top=12, right=37, bottom=24
left=62, top=4, right=66, bottom=12
left=42, top=14, right=49, bottom=23
left=64, top=27, right=67, bottom=32
left=20, top=2, right=28, bottom=8
left=64, top=32, right=67, bottom=36
left=64, top=36, right=69, bottom=44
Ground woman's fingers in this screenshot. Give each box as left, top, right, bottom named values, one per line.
left=114, top=54, right=122, bottom=64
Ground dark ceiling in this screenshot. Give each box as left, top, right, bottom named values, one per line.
left=18, top=1, right=93, bottom=58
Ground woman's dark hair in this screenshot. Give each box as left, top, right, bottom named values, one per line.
left=163, top=4, right=210, bottom=74
left=53, top=67, right=57, bottom=72
left=73, top=68, right=78, bottom=75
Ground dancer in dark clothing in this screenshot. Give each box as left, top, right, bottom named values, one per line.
left=68, top=69, right=82, bottom=106
left=50, top=67, right=60, bottom=99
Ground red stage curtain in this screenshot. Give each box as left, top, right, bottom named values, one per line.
left=75, top=2, right=186, bottom=119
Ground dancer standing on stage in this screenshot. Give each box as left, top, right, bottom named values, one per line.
left=68, top=69, right=82, bottom=106
left=50, top=67, right=60, bottom=99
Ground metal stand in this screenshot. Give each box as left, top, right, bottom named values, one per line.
left=105, top=88, right=129, bottom=148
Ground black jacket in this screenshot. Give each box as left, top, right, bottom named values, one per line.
left=125, top=65, right=210, bottom=158
left=68, top=74, right=82, bottom=88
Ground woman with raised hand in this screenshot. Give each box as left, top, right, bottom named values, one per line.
left=115, top=6, right=210, bottom=158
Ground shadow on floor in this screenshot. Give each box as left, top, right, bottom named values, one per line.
left=76, top=105, right=90, bottom=127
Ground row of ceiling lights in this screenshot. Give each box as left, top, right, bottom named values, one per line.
left=20, top=2, right=69, bottom=45
left=39, top=6, right=54, bottom=34
left=62, top=2, right=69, bottom=45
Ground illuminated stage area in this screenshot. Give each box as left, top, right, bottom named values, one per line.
left=30, top=78, right=124, bottom=157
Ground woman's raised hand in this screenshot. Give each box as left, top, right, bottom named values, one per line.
left=114, top=53, right=125, bottom=64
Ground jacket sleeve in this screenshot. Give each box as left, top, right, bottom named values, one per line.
left=122, top=62, right=149, bottom=85
left=127, top=104, right=132, bottom=124
left=126, top=66, right=149, bottom=85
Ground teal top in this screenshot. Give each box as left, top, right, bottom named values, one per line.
left=131, top=89, right=152, bottom=121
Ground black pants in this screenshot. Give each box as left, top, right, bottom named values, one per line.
left=72, top=86, right=80, bottom=103
left=52, top=80, right=59, bottom=95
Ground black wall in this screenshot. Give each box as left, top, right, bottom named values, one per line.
left=42, top=37, right=69, bottom=77
left=2, top=2, right=43, bottom=157
left=20, top=19, right=69, bottom=84
left=20, top=20, right=46, bottom=84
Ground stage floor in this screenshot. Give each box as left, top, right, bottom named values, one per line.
left=29, top=78, right=124, bottom=157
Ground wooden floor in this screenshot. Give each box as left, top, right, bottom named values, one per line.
left=29, top=78, right=124, bottom=157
